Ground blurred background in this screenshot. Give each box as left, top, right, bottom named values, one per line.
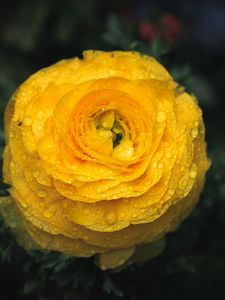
left=0, top=0, right=225, bottom=299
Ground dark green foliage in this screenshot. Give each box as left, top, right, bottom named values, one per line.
left=0, top=219, right=15, bottom=262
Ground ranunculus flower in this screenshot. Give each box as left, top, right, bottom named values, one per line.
left=0, top=51, right=210, bottom=270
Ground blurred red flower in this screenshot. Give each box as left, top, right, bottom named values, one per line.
left=160, top=13, right=182, bottom=43
left=138, top=21, right=158, bottom=43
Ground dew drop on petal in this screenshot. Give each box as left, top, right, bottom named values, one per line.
left=33, top=171, right=40, bottom=178
left=156, top=111, right=167, bottom=123
left=43, top=209, right=53, bottom=218
left=157, top=127, right=164, bottom=134
left=38, top=189, right=47, bottom=197
left=21, top=202, right=28, bottom=208
left=166, top=152, right=172, bottom=159
left=84, top=208, right=90, bottom=214
left=152, top=161, right=157, bottom=168
left=167, top=189, right=175, bottom=196
left=176, top=189, right=183, bottom=196
left=9, top=131, right=14, bottom=138
left=191, top=128, right=198, bottom=138
left=189, top=169, right=198, bottom=179
left=23, top=117, right=32, bottom=126
left=194, top=121, right=199, bottom=127
left=84, top=234, right=90, bottom=240
left=105, top=212, right=117, bottom=225
left=157, top=162, right=164, bottom=170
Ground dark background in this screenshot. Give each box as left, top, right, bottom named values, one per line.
left=0, top=0, right=225, bottom=299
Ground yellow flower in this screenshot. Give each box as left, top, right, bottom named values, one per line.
left=0, top=51, right=210, bottom=270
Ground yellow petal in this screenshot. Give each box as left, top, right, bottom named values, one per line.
left=96, top=246, right=135, bottom=270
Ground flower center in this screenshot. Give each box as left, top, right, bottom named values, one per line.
left=94, top=110, right=134, bottom=161
left=95, top=111, right=124, bottom=147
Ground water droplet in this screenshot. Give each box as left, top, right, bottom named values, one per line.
left=200, top=128, right=204, bottom=135
left=105, top=212, right=117, bottom=225
left=189, top=169, right=197, bottom=179
left=21, top=202, right=28, bottom=208
left=38, top=189, right=47, bottom=197
left=84, top=208, right=90, bottom=214
left=152, top=161, right=157, bottom=168
left=166, top=152, right=172, bottom=159
left=132, top=213, right=138, bottom=218
left=156, top=111, right=167, bottom=123
left=176, top=189, right=183, bottom=196
left=43, top=209, right=53, bottom=218
left=193, top=121, right=198, bottom=127
left=36, top=125, right=42, bottom=131
left=191, top=128, right=198, bottom=138
left=157, top=162, right=164, bottom=170
left=23, top=117, right=32, bottom=126
left=157, top=127, right=164, bottom=134
left=33, top=171, right=40, bottom=178
left=10, top=161, right=15, bottom=167
left=9, top=131, right=14, bottom=138
left=120, top=212, right=125, bottom=218
left=167, top=189, right=175, bottom=196
left=84, top=234, right=90, bottom=240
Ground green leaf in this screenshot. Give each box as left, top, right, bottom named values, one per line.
left=103, top=275, right=123, bottom=297
left=23, top=279, right=39, bottom=295
left=102, top=14, right=134, bottom=50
